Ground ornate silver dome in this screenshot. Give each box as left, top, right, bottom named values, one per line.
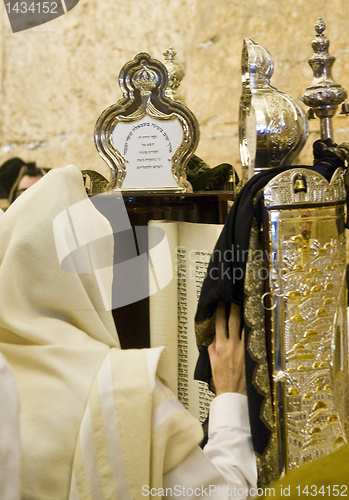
left=239, top=38, right=308, bottom=184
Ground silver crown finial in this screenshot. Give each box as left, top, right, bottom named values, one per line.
left=301, top=18, right=347, bottom=140
left=163, top=46, right=185, bottom=103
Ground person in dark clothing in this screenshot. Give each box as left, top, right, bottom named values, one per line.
left=0, top=157, right=50, bottom=209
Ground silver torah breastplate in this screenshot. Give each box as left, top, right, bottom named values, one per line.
left=263, top=167, right=348, bottom=474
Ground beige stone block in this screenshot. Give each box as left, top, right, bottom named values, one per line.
left=0, top=0, right=348, bottom=181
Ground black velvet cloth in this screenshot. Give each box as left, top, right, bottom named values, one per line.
left=186, top=154, right=238, bottom=191
left=194, top=139, right=345, bottom=456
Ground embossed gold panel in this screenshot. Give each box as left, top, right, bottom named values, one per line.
left=264, top=168, right=348, bottom=475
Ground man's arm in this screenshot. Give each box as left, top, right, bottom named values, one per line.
left=163, top=303, right=257, bottom=499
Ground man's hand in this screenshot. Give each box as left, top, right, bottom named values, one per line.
left=208, top=302, right=247, bottom=396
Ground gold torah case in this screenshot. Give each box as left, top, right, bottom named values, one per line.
left=263, top=168, right=349, bottom=476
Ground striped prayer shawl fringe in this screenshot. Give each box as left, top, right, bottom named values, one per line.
left=69, top=347, right=203, bottom=500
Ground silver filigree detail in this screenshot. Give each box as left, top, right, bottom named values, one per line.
left=239, top=38, right=308, bottom=183
left=163, top=47, right=185, bottom=103
left=264, top=168, right=346, bottom=207
left=265, top=178, right=348, bottom=473
left=300, top=18, right=348, bottom=141
left=133, top=62, right=158, bottom=94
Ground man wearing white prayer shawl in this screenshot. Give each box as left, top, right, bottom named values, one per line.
left=0, top=165, right=257, bottom=500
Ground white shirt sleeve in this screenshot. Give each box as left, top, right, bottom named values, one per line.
left=163, top=393, right=258, bottom=500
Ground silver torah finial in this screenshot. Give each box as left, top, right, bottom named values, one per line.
left=163, top=46, right=185, bottom=103
left=300, top=18, right=347, bottom=141
left=239, top=38, right=308, bottom=184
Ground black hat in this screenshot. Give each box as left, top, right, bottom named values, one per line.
left=0, top=158, right=27, bottom=198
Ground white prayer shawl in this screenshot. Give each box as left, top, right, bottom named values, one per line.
left=0, top=352, right=20, bottom=500
left=0, top=165, right=202, bottom=500
left=69, top=347, right=201, bottom=500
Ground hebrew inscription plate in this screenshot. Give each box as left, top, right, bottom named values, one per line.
left=94, top=52, right=199, bottom=193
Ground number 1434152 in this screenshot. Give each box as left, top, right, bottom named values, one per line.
left=5, top=2, right=58, bottom=14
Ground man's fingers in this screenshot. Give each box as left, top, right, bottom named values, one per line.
left=228, top=303, right=241, bottom=340
left=214, top=302, right=241, bottom=344
left=240, top=328, right=245, bottom=344
left=215, top=302, right=228, bottom=344
left=209, top=303, right=247, bottom=396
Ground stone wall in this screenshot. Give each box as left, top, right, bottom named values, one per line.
left=1, top=0, right=349, bottom=180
